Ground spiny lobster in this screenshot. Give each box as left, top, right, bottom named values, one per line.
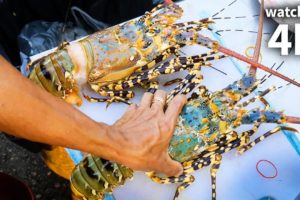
left=69, top=2, right=300, bottom=200
left=27, top=2, right=300, bottom=109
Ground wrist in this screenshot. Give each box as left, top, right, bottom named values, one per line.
left=85, top=122, right=121, bottom=162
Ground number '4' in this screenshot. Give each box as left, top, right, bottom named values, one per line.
left=268, top=24, right=300, bottom=55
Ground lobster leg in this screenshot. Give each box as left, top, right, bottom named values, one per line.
left=146, top=172, right=195, bottom=200
left=235, top=86, right=276, bottom=109
left=86, top=80, right=160, bottom=106
left=237, top=126, right=298, bottom=154
left=106, top=53, right=225, bottom=91
left=84, top=95, right=132, bottom=108
left=236, top=123, right=261, bottom=153
left=134, top=45, right=182, bottom=73
left=86, top=45, right=198, bottom=106
left=166, top=68, right=203, bottom=103
left=162, top=50, right=220, bottom=87
left=93, top=89, right=134, bottom=99
left=138, top=3, right=164, bottom=25
left=173, top=175, right=195, bottom=200
left=210, top=154, right=222, bottom=200
left=173, top=18, right=214, bottom=28
left=174, top=20, right=214, bottom=34
left=163, top=78, right=183, bottom=86
left=86, top=45, right=183, bottom=105
left=83, top=86, right=135, bottom=107
left=146, top=81, right=159, bottom=94
left=188, top=85, right=210, bottom=101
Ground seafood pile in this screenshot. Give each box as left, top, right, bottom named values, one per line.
left=26, top=1, right=300, bottom=200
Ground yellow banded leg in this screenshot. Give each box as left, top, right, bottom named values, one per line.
left=167, top=68, right=203, bottom=103
left=164, top=78, right=183, bottom=86
left=210, top=154, right=222, bottom=200
left=134, top=45, right=181, bottom=73
left=173, top=18, right=214, bottom=28
left=95, top=89, right=135, bottom=99
left=236, top=123, right=261, bottom=154
left=146, top=81, right=159, bottom=94
left=139, top=4, right=164, bottom=25
left=84, top=85, right=135, bottom=107
left=235, top=86, right=276, bottom=109
left=107, top=53, right=225, bottom=92
left=173, top=175, right=195, bottom=200
left=238, top=126, right=298, bottom=154
left=146, top=172, right=195, bottom=200
left=84, top=95, right=132, bottom=108
left=163, top=50, right=220, bottom=87
left=176, top=30, right=218, bottom=51
left=148, top=4, right=164, bottom=14
left=188, top=85, right=209, bottom=101
left=183, top=132, right=240, bottom=175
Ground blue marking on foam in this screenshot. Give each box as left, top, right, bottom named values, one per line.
left=197, top=11, right=300, bottom=156
left=65, top=148, right=84, bottom=164
left=282, top=129, right=300, bottom=156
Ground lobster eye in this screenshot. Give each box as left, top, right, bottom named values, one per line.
left=143, top=39, right=153, bottom=49
left=146, top=30, right=155, bottom=37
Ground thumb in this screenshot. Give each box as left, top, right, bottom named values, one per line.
left=159, top=154, right=183, bottom=177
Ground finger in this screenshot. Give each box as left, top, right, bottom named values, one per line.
left=158, top=154, right=183, bottom=177
left=140, top=92, right=154, bottom=108
left=165, top=95, right=187, bottom=128
left=125, top=103, right=138, bottom=117
left=151, top=90, right=167, bottom=111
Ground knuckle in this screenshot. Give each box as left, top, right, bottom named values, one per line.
left=144, top=92, right=154, bottom=97
left=155, top=89, right=166, bottom=95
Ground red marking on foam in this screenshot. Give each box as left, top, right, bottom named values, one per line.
left=256, top=159, right=278, bottom=179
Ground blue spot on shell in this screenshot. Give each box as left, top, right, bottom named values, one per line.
left=181, top=103, right=212, bottom=131
left=265, top=111, right=281, bottom=123
left=242, top=110, right=260, bottom=124
left=241, top=75, right=255, bottom=87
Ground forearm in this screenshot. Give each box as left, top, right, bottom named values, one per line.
left=0, top=56, right=185, bottom=176
left=0, top=56, right=117, bottom=159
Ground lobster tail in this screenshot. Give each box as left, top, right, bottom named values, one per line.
left=28, top=49, right=75, bottom=97
left=70, top=155, right=133, bottom=199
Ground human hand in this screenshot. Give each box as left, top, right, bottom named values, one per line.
left=108, top=90, right=186, bottom=176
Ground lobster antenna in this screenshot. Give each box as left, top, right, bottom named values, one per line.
left=216, top=0, right=300, bottom=87
left=249, top=0, right=264, bottom=76
left=286, top=116, right=300, bottom=124
left=212, top=15, right=259, bottom=20
left=216, top=45, right=300, bottom=87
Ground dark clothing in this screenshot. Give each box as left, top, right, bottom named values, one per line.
left=0, top=0, right=154, bottom=66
